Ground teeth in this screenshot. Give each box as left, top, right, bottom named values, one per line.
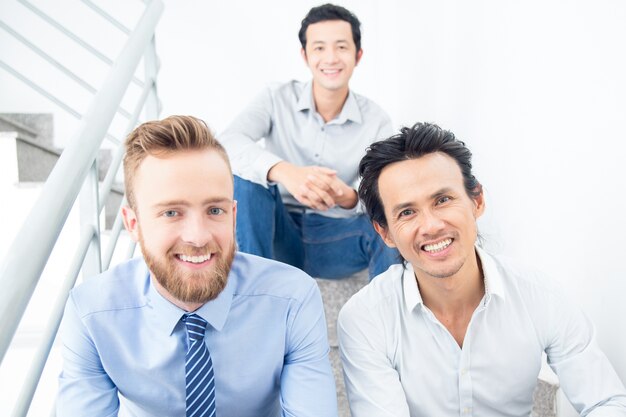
left=423, top=238, right=452, bottom=253
left=322, top=69, right=339, bottom=74
left=178, top=253, right=211, bottom=263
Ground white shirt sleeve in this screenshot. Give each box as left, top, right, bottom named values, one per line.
left=540, top=284, right=626, bottom=415
left=337, top=298, right=411, bottom=417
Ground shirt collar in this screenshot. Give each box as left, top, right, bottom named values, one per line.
left=402, top=263, right=422, bottom=313
left=295, top=80, right=362, bottom=124
left=145, top=261, right=235, bottom=336
left=402, top=246, right=506, bottom=313
left=336, top=91, right=362, bottom=124
left=476, top=246, right=506, bottom=303
left=193, top=273, right=234, bottom=331
left=296, top=80, right=315, bottom=112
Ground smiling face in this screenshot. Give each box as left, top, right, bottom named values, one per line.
left=374, top=152, right=484, bottom=282
left=302, top=19, right=362, bottom=96
left=122, top=149, right=236, bottom=310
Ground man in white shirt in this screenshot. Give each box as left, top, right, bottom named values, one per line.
left=219, top=4, right=398, bottom=279
left=338, top=122, right=626, bottom=416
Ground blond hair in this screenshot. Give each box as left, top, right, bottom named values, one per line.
left=123, top=115, right=230, bottom=208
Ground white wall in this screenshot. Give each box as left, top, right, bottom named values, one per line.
left=156, top=1, right=626, bottom=414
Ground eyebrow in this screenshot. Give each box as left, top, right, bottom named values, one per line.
left=390, top=202, right=414, bottom=216
left=310, top=39, right=349, bottom=45
left=389, top=187, right=455, bottom=215
left=152, top=197, right=233, bottom=209
left=430, top=187, right=454, bottom=199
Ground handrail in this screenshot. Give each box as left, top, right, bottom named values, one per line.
left=17, top=0, right=146, bottom=88
left=0, top=0, right=164, bottom=366
left=0, top=58, right=128, bottom=146
left=0, top=19, right=97, bottom=94
left=0, top=20, right=135, bottom=120
left=103, top=200, right=128, bottom=270
left=10, top=227, right=95, bottom=417
left=0, top=59, right=82, bottom=119
left=0, top=61, right=123, bottom=148
left=82, top=0, right=132, bottom=35
left=0, top=59, right=129, bottom=141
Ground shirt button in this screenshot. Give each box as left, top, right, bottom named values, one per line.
left=463, top=407, right=471, bottom=414
left=461, top=368, right=467, bottom=375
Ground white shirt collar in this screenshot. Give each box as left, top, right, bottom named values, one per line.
left=296, top=80, right=362, bottom=124
left=402, top=246, right=507, bottom=314
left=476, top=245, right=506, bottom=304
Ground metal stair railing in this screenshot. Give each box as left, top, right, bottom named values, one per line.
left=0, top=0, right=143, bottom=143
left=0, top=1, right=164, bottom=415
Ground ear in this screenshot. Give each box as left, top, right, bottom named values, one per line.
left=355, top=48, right=363, bottom=66
left=472, top=187, right=486, bottom=219
left=301, top=48, right=308, bottom=64
left=373, top=221, right=396, bottom=248
left=121, top=205, right=140, bottom=242
left=232, top=200, right=238, bottom=232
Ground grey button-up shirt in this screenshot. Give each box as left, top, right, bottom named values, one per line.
left=219, top=80, right=393, bottom=218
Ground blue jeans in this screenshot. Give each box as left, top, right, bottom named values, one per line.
left=234, top=175, right=400, bottom=279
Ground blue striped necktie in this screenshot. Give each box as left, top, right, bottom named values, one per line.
left=183, top=313, right=216, bottom=417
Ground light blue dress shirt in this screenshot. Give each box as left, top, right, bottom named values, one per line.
left=338, top=247, right=626, bottom=416
left=219, top=80, right=393, bottom=218
left=57, top=252, right=338, bottom=417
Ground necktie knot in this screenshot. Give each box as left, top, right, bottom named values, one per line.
left=184, top=313, right=207, bottom=342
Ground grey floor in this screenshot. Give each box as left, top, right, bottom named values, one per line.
left=314, top=271, right=558, bottom=417
left=315, top=271, right=368, bottom=417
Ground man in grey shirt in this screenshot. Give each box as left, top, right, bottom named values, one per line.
left=220, top=4, right=398, bottom=279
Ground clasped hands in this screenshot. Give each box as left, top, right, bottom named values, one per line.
left=268, top=161, right=358, bottom=211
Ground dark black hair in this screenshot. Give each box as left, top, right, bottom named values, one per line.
left=298, top=4, right=362, bottom=52
left=358, top=122, right=482, bottom=228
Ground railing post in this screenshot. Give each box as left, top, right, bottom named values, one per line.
left=79, top=160, right=102, bottom=278
left=118, top=32, right=160, bottom=262
left=144, top=35, right=160, bottom=120
left=10, top=226, right=95, bottom=417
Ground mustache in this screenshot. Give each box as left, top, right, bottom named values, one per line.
left=169, top=245, right=219, bottom=257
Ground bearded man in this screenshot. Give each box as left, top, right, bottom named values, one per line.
left=56, top=115, right=337, bottom=417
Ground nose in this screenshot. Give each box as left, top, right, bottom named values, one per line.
left=180, top=213, right=213, bottom=247
left=419, top=209, right=445, bottom=236
left=322, top=47, right=339, bottom=63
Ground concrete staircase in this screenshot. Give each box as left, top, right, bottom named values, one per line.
left=0, top=113, right=123, bottom=230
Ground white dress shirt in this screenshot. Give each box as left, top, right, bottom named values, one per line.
left=338, top=247, right=626, bottom=416
left=219, top=80, right=393, bottom=218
